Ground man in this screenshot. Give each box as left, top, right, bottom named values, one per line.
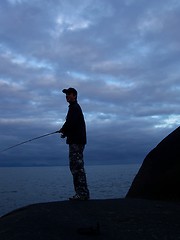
left=59, top=87, right=90, bottom=200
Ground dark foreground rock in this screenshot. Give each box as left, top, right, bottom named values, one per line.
left=0, top=199, right=180, bottom=240
left=126, top=126, right=180, bottom=200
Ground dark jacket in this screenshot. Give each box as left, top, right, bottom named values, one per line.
left=60, top=101, right=87, bottom=145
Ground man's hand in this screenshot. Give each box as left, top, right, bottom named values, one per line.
left=58, top=128, right=66, bottom=138
left=61, top=134, right=66, bottom=138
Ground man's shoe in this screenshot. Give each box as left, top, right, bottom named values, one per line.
left=69, top=194, right=89, bottom=201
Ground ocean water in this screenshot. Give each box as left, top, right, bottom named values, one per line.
left=0, top=164, right=140, bottom=217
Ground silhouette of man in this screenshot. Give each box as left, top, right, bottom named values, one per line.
left=59, top=88, right=90, bottom=200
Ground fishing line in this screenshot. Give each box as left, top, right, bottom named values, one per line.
left=0, top=130, right=60, bottom=153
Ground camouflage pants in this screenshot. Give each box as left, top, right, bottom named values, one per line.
left=69, top=144, right=89, bottom=197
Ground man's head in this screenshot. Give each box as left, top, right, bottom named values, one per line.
left=62, top=88, right=78, bottom=103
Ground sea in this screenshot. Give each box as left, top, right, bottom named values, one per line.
left=0, top=164, right=140, bottom=217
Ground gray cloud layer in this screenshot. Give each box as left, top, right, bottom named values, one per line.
left=0, top=0, right=180, bottom=166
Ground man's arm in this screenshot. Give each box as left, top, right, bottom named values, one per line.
left=59, top=104, right=80, bottom=137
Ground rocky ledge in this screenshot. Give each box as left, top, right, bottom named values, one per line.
left=0, top=198, right=180, bottom=240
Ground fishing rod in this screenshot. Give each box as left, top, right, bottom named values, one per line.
left=0, top=130, right=60, bottom=153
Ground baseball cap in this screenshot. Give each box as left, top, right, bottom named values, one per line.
left=62, top=88, right=77, bottom=95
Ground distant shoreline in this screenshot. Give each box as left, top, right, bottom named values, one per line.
left=0, top=163, right=141, bottom=168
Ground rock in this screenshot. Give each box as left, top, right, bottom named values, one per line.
left=126, top=126, right=180, bottom=201
left=1, top=199, right=180, bottom=240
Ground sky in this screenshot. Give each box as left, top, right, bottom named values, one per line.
left=0, top=0, right=180, bottom=167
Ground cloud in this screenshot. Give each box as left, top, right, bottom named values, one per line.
left=0, top=0, right=180, bottom=166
